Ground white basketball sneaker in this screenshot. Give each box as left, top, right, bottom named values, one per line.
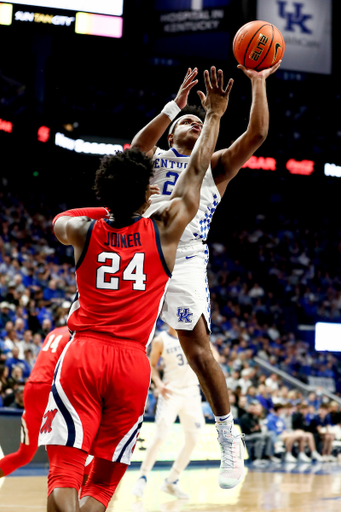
left=298, top=452, right=312, bottom=463
left=311, top=450, right=323, bottom=461
left=216, top=422, right=245, bottom=489
left=131, top=476, right=147, bottom=497
left=160, top=479, right=190, bottom=499
left=285, top=452, right=297, bottom=463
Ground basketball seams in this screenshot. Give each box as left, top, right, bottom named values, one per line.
left=255, top=24, right=274, bottom=71
left=233, top=21, right=253, bottom=56
left=242, top=23, right=271, bottom=67
left=280, top=32, right=285, bottom=60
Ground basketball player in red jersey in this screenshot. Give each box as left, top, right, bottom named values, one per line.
left=0, top=326, right=70, bottom=478
left=130, top=61, right=281, bottom=488
left=38, top=67, right=234, bottom=512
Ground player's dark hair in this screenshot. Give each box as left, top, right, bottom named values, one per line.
left=182, top=104, right=206, bottom=120
left=93, top=148, right=154, bottom=218
left=173, top=105, right=205, bottom=133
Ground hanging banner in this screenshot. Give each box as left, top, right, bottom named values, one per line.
left=152, top=0, right=232, bottom=59
left=257, top=0, right=331, bottom=74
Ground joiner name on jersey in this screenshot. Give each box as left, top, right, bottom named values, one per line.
left=104, top=232, right=142, bottom=248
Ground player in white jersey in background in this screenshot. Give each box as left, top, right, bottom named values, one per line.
left=131, top=62, right=281, bottom=489
left=132, top=325, right=206, bottom=500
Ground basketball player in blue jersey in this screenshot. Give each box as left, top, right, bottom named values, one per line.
left=131, top=61, right=281, bottom=489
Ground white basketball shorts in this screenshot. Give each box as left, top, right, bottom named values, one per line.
left=161, top=241, right=210, bottom=332
left=155, top=385, right=205, bottom=432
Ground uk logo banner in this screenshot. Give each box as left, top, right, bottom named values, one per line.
left=257, top=0, right=331, bottom=74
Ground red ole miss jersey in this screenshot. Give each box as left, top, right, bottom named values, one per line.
left=28, top=326, right=70, bottom=384
left=67, top=217, right=171, bottom=347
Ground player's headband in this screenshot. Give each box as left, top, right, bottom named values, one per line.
left=167, top=114, right=203, bottom=147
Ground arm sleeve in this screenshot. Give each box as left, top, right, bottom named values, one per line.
left=52, top=207, right=110, bottom=232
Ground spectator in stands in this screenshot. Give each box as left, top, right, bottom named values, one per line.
left=22, top=329, right=33, bottom=351
left=289, top=403, right=323, bottom=461
left=31, top=333, right=42, bottom=357
left=236, top=395, right=248, bottom=419
left=6, top=384, right=25, bottom=409
left=307, top=403, right=336, bottom=461
left=277, top=386, right=289, bottom=405
left=245, top=385, right=258, bottom=404
left=0, top=320, right=13, bottom=341
left=42, top=278, right=63, bottom=306
left=307, top=391, right=322, bottom=410
left=13, top=317, right=26, bottom=340
left=239, top=401, right=279, bottom=465
left=0, top=364, right=9, bottom=402
left=328, top=401, right=341, bottom=427
left=265, top=373, right=280, bottom=392
left=0, top=301, right=14, bottom=327
left=54, top=300, right=71, bottom=327
left=238, top=368, right=254, bottom=394
left=2, top=328, right=25, bottom=359
left=24, top=348, right=35, bottom=371
left=37, top=318, right=52, bottom=339
left=225, top=369, right=240, bottom=391
left=228, top=391, right=238, bottom=419
left=5, top=346, right=31, bottom=379
left=287, top=389, right=301, bottom=406
left=8, top=365, right=24, bottom=385
left=256, top=384, right=274, bottom=412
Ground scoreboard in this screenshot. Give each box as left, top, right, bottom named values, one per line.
left=5, top=1, right=123, bottom=15
left=0, top=1, right=124, bottom=37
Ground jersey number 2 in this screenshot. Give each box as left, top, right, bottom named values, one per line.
left=96, top=252, right=146, bottom=291
left=162, top=171, right=179, bottom=196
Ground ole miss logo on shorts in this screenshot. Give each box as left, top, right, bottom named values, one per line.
left=40, top=409, right=58, bottom=434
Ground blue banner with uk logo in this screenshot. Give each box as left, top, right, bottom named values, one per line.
left=257, top=0, right=331, bottom=74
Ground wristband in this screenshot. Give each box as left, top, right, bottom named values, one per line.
left=161, top=100, right=181, bottom=121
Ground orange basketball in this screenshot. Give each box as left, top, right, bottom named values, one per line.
left=233, top=20, right=285, bottom=71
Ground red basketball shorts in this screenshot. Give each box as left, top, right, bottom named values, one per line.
left=22, top=381, right=52, bottom=446
left=38, top=334, right=151, bottom=464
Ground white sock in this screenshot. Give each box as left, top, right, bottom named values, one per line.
left=168, top=467, right=180, bottom=483
left=215, top=412, right=233, bottom=424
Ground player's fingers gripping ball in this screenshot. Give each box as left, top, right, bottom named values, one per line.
left=233, top=20, right=285, bottom=71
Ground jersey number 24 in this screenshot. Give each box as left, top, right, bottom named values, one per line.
left=96, top=251, right=146, bottom=291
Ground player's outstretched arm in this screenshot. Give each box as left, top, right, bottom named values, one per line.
left=53, top=207, right=109, bottom=263
left=130, top=68, right=198, bottom=157
left=155, top=67, right=232, bottom=270
left=211, top=61, right=281, bottom=197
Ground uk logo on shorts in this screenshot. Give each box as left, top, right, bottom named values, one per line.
left=40, top=409, right=58, bottom=434
left=177, top=307, right=193, bottom=323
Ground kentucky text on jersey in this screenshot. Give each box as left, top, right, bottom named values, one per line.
left=154, top=159, right=188, bottom=170
left=104, top=232, right=142, bottom=248
left=166, top=345, right=182, bottom=354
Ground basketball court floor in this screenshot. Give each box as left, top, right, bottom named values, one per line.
left=1, top=462, right=341, bottom=512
